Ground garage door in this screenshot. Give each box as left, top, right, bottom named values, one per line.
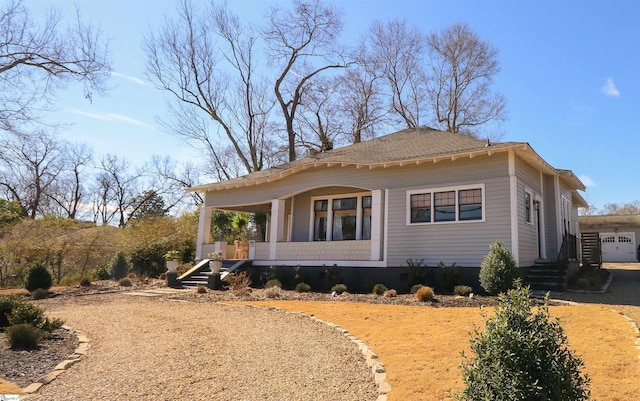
left=600, top=232, right=637, bottom=262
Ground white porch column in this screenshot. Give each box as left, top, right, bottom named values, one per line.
left=196, top=207, right=213, bottom=260
left=269, top=199, right=286, bottom=260
left=370, top=189, right=384, bottom=261
left=508, top=150, right=520, bottom=265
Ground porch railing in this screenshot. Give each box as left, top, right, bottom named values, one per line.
left=557, top=233, right=577, bottom=264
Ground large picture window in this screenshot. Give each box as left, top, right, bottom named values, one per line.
left=332, top=197, right=357, bottom=240
left=312, top=193, right=372, bottom=241
left=407, top=184, right=484, bottom=225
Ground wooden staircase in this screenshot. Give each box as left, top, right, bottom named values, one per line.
left=178, top=259, right=252, bottom=288
left=581, top=232, right=602, bottom=268
left=524, top=259, right=568, bottom=293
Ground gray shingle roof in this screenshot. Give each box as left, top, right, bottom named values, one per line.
left=189, top=127, right=573, bottom=192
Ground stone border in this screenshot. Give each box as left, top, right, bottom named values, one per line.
left=608, top=309, right=640, bottom=362
left=20, top=325, right=91, bottom=397
left=228, top=303, right=391, bottom=401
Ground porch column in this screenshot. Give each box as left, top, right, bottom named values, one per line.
left=196, top=207, right=212, bottom=260
left=269, top=199, right=286, bottom=260
left=370, top=189, right=384, bottom=261
left=508, top=150, right=520, bottom=265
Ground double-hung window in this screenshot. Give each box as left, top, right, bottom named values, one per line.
left=332, top=197, right=357, bottom=240
left=407, top=184, right=484, bottom=224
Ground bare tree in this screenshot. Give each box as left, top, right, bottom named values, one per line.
left=339, top=42, right=387, bottom=143
left=0, top=0, right=110, bottom=134
left=149, top=155, right=204, bottom=211
left=47, top=142, right=93, bottom=219
left=0, top=130, right=64, bottom=218
left=427, top=22, right=506, bottom=136
left=368, top=19, right=428, bottom=129
left=265, top=0, right=349, bottom=161
left=144, top=0, right=273, bottom=179
left=599, top=201, right=640, bottom=216
left=95, top=154, right=144, bottom=227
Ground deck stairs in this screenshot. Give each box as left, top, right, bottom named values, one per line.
left=581, top=232, right=602, bottom=268
left=524, top=259, right=568, bottom=293
left=178, top=259, right=251, bottom=288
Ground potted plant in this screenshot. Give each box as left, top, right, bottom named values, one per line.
left=208, top=251, right=224, bottom=273
left=164, top=250, right=181, bottom=273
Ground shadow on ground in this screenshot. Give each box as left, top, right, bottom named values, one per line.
left=555, top=263, right=640, bottom=307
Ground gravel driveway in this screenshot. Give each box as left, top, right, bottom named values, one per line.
left=28, top=294, right=378, bottom=401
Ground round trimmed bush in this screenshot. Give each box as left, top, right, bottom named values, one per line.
left=31, top=288, right=49, bottom=300
left=479, top=241, right=519, bottom=295
left=118, top=278, right=133, bottom=287
left=79, top=277, right=92, bottom=287
left=7, top=323, right=43, bottom=350
left=196, top=285, right=207, bottom=294
left=265, top=279, right=282, bottom=289
left=454, top=285, right=473, bottom=297
left=372, top=283, right=388, bottom=295
left=25, top=263, right=53, bottom=292
left=410, top=284, right=424, bottom=294
left=383, top=289, right=397, bottom=298
left=416, top=286, right=435, bottom=302
left=295, top=282, right=311, bottom=293
left=330, top=284, right=347, bottom=295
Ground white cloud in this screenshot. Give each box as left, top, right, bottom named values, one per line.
left=579, top=174, right=596, bottom=187
left=110, top=71, right=150, bottom=86
left=71, top=109, right=154, bottom=129
left=602, top=78, right=620, bottom=97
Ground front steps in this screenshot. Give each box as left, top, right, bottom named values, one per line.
left=178, top=259, right=252, bottom=288
left=524, top=260, right=568, bottom=293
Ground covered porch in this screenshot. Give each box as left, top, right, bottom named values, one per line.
left=194, top=187, right=387, bottom=267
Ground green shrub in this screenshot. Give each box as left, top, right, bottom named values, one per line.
left=0, top=296, right=21, bottom=328
left=79, top=277, right=92, bottom=287
left=110, top=252, right=130, bottom=280
left=118, top=278, right=133, bottom=287
left=416, top=286, right=435, bottom=302
left=331, top=284, right=347, bottom=295
left=267, top=265, right=290, bottom=287
left=24, top=263, right=53, bottom=292
left=3, top=297, right=63, bottom=333
left=31, top=288, right=49, bottom=300
left=383, top=289, right=397, bottom=298
left=372, top=283, right=388, bottom=296
left=459, top=283, right=590, bottom=401
left=96, top=264, right=111, bottom=280
left=405, top=258, right=427, bottom=286
left=454, top=285, right=473, bottom=297
left=295, top=282, right=311, bottom=293
left=410, top=284, right=424, bottom=294
left=438, top=261, right=461, bottom=293
left=479, top=241, right=518, bottom=295
left=6, top=323, right=44, bottom=350
left=265, top=279, right=282, bottom=289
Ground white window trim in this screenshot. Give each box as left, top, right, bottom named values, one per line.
left=406, top=183, right=486, bottom=226
left=524, top=187, right=533, bottom=226
left=309, top=191, right=371, bottom=241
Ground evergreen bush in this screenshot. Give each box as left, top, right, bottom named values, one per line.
left=330, top=283, right=347, bottom=294
left=6, top=323, right=43, bottom=350
left=265, top=279, right=282, bottom=289
left=410, top=284, right=424, bottom=294
left=372, top=283, right=388, bottom=295
left=110, top=252, right=130, bottom=280
left=24, top=262, right=53, bottom=292
left=295, top=282, right=311, bottom=293
left=454, top=285, right=473, bottom=297
left=31, top=288, right=49, bottom=300
left=479, top=241, right=518, bottom=295
left=118, top=277, right=133, bottom=287
left=458, top=283, right=590, bottom=401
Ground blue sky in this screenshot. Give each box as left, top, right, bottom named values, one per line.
left=33, top=0, right=639, bottom=212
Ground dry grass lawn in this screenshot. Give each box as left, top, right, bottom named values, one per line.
left=238, top=301, right=640, bottom=401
